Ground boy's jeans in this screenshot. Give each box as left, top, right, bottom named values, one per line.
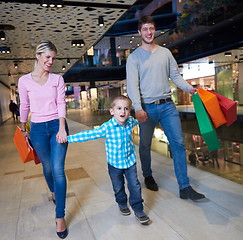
left=139, top=101, right=190, bottom=190
left=30, top=119, right=68, bottom=218
left=108, top=163, right=144, bottom=214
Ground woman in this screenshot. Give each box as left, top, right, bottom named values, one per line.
left=18, top=40, right=68, bottom=239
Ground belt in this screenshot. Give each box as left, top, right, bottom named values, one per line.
left=150, top=98, right=173, bottom=104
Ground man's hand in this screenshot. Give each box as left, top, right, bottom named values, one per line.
left=190, top=87, right=197, bottom=94
left=135, top=110, right=148, bottom=123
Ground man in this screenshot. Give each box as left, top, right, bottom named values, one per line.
left=126, top=15, right=205, bottom=200
left=9, top=100, right=18, bottom=122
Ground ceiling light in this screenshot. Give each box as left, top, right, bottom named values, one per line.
left=8, top=72, right=11, bottom=77
left=224, top=52, right=232, bottom=57
left=0, top=46, right=11, bottom=53
left=40, top=0, right=63, bottom=8
left=0, top=31, right=6, bottom=40
left=67, top=58, right=71, bottom=65
left=62, top=65, right=66, bottom=70
left=14, top=63, right=18, bottom=69
left=98, top=16, right=104, bottom=27
left=87, top=46, right=94, bottom=56
left=71, top=40, right=85, bottom=47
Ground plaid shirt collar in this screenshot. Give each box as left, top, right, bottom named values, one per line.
left=110, top=116, right=132, bottom=127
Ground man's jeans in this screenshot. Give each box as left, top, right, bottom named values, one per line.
left=139, top=101, right=190, bottom=190
left=108, top=163, right=144, bottom=214
left=30, top=119, right=68, bottom=218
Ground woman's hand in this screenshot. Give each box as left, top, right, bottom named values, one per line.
left=56, top=129, right=67, bottom=143
left=21, top=130, right=29, bottom=138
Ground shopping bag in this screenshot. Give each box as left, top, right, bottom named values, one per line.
left=13, top=126, right=41, bottom=165
left=192, top=93, right=221, bottom=152
left=197, top=88, right=226, bottom=128
left=208, top=90, right=237, bottom=126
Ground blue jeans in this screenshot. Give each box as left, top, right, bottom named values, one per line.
left=30, top=119, right=68, bottom=218
left=139, top=102, right=190, bottom=190
left=108, top=163, right=144, bottom=214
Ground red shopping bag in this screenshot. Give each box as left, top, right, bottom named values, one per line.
left=208, top=90, right=237, bottom=126
left=13, top=126, right=41, bottom=165
left=197, top=88, right=226, bottom=128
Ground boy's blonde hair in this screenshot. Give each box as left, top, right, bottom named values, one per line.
left=110, top=95, right=132, bottom=109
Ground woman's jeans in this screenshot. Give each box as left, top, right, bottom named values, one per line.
left=139, top=102, right=190, bottom=190
left=30, top=119, right=68, bottom=218
left=108, top=163, right=144, bottom=214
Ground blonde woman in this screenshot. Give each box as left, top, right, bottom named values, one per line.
left=18, top=40, right=68, bottom=239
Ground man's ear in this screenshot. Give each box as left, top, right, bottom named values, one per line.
left=138, top=30, right=141, bottom=36
left=110, top=108, right=114, bottom=115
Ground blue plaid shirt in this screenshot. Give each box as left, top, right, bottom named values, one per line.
left=67, top=116, right=138, bottom=169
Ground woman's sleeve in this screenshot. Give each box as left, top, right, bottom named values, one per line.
left=18, top=76, right=30, bottom=123
left=56, top=75, right=66, bottom=118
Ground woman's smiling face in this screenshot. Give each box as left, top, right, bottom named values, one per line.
left=36, top=50, right=56, bottom=71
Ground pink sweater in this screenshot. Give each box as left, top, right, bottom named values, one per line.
left=18, top=73, right=66, bottom=123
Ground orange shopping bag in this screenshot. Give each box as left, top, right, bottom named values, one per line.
left=197, top=88, right=226, bottom=128
left=208, top=90, right=237, bottom=126
left=13, top=126, right=41, bottom=164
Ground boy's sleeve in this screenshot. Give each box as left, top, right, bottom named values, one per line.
left=67, top=124, right=106, bottom=143
left=130, top=116, right=139, bottom=128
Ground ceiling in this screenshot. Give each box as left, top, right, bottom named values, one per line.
left=1, top=0, right=243, bottom=88
left=0, top=0, right=138, bottom=86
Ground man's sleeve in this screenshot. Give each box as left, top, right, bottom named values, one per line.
left=168, top=51, right=193, bottom=93
left=126, top=55, right=143, bottom=112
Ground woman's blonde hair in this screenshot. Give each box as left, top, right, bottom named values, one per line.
left=36, top=40, right=57, bottom=55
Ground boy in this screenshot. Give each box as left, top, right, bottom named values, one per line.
left=67, top=95, right=150, bottom=225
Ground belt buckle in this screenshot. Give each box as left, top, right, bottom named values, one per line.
left=154, top=100, right=160, bottom=104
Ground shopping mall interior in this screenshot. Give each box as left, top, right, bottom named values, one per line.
left=0, top=0, right=243, bottom=239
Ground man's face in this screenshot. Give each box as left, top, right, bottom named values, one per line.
left=138, top=23, right=156, bottom=44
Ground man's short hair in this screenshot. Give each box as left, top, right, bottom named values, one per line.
left=110, top=95, right=132, bottom=108
left=138, top=15, right=156, bottom=30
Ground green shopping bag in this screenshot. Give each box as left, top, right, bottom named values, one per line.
left=192, top=93, right=221, bottom=152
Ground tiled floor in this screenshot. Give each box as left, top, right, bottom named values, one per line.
left=1, top=118, right=243, bottom=240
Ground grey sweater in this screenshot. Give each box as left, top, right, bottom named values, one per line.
left=126, top=46, right=192, bottom=111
